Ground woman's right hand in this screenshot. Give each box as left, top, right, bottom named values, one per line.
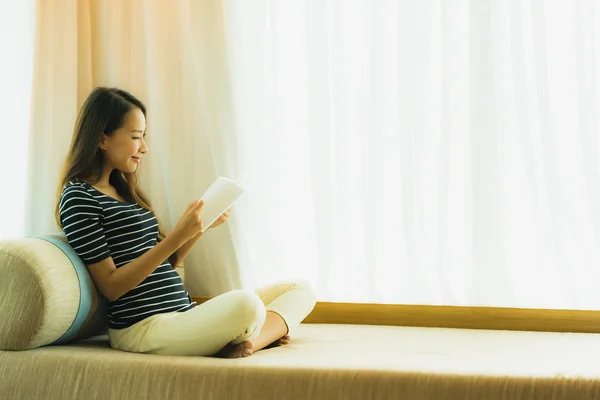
left=171, top=199, right=205, bottom=243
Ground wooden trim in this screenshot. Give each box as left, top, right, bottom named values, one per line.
left=192, top=296, right=600, bottom=333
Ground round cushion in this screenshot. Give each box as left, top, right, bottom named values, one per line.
left=0, top=234, right=107, bottom=350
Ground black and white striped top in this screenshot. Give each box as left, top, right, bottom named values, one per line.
left=59, top=180, right=195, bottom=329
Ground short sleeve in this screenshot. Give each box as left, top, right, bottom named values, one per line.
left=58, top=184, right=111, bottom=264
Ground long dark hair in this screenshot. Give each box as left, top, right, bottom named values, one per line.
left=55, top=87, right=180, bottom=267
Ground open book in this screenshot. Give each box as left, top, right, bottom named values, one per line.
left=199, top=177, right=245, bottom=232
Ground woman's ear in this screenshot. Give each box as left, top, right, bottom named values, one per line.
left=98, top=133, right=108, bottom=150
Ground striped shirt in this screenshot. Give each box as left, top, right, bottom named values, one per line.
left=58, top=180, right=195, bottom=329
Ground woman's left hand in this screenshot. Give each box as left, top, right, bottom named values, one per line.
left=210, top=208, right=232, bottom=229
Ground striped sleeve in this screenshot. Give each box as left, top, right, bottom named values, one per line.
left=58, top=185, right=111, bottom=264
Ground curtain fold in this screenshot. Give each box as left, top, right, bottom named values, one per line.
left=23, top=0, right=243, bottom=296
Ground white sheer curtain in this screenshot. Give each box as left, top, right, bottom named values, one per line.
left=4, top=1, right=600, bottom=310
left=222, top=0, right=600, bottom=309
left=0, top=1, right=35, bottom=240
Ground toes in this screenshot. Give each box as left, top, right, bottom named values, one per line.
left=216, top=341, right=254, bottom=358
left=280, top=335, right=291, bottom=345
left=238, top=341, right=253, bottom=357
left=263, top=335, right=292, bottom=349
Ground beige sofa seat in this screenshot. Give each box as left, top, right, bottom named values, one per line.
left=2, top=323, right=600, bottom=400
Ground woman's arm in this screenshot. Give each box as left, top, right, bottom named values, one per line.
left=172, top=208, right=232, bottom=267
left=86, top=200, right=206, bottom=301
left=173, top=230, right=203, bottom=267
left=88, top=233, right=186, bottom=301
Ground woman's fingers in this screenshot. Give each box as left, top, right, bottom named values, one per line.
left=189, top=200, right=204, bottom=231
left=187, top=199, right=203, bottom=212
left=185, top=200, right=197, bottom=212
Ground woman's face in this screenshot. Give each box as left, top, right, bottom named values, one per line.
left=100, top=108, right=148, bottom=173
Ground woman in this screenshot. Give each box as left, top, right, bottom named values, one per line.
left=55, top=87, right=316, bottom=357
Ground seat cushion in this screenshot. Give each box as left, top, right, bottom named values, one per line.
left=2, top=324, right=600, bottom=400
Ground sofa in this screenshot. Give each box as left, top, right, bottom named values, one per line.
left=2, top=235, right=600, bottom=400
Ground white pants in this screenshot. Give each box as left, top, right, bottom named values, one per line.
left=108, top=280, right=317, bottom=356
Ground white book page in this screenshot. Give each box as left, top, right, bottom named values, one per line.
left=199, top=177, right=245, bottom=232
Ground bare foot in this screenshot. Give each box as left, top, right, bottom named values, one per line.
left=215, top=340, right=253, bottom=358
left=265, top=334, right=291, bottom=349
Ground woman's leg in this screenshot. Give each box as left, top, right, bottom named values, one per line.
left=109, top=289, right=267, bottom=357
left=109, top=280, right=317, bottom=358
left=215, top=280, right=316, bottom=357
left=253, top=280, right=317, bottom=347
left=215, top=310, right=287, bottom=357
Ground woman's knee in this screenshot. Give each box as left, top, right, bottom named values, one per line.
left=266, top=279, right=317, bottom=325
left=289, top=279, right=317, bottom=311
left=227, top=289, right=266, bottom=326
